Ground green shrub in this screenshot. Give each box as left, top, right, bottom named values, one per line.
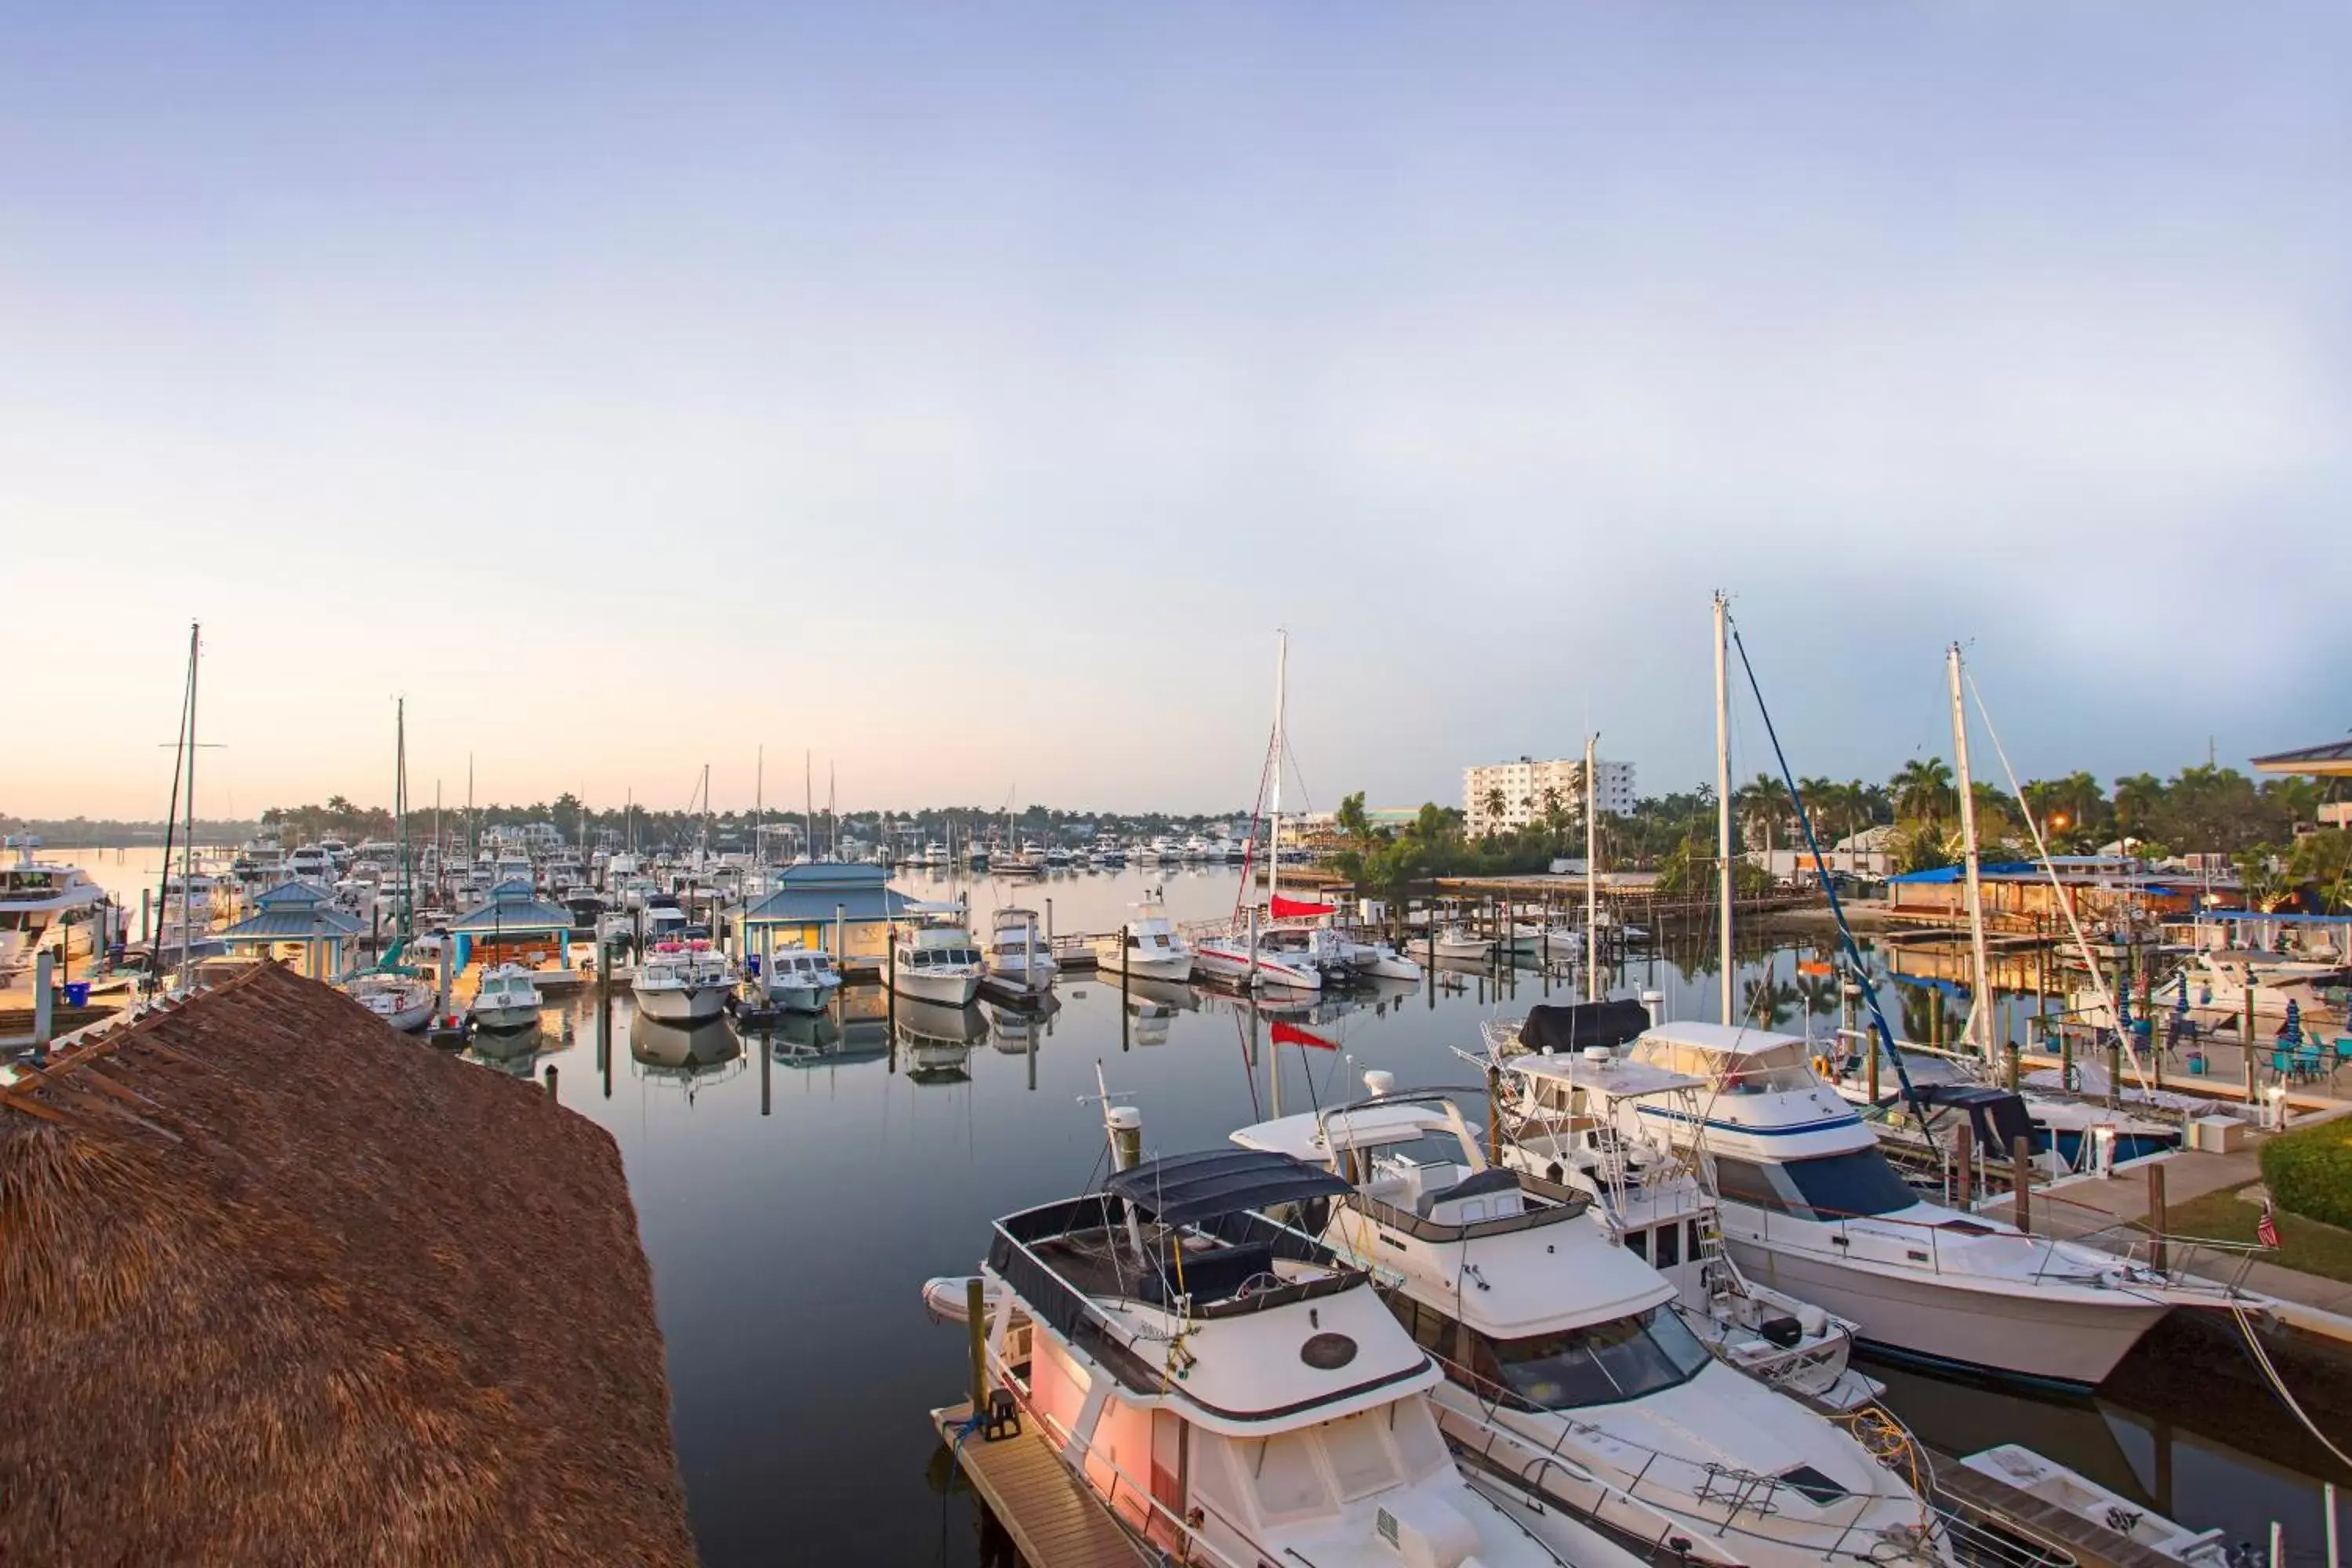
left=2260, top=1115, right=2352, bottom=1231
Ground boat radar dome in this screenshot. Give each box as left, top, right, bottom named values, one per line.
left=1361, top=1069, right=1397, bottom=1098
left=1583, top=1045, right=1613, bottom=1066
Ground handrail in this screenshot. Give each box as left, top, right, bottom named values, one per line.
left=1000, top=1374, right=1230, bottom=1567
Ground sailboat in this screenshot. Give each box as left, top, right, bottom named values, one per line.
left=1196, top=633, right=1337, bottom=992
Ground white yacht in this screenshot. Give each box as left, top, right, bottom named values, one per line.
left=346, top=971, right=435, bottom=1033
left=632, top=941, right=735, bottom=1022
left=924, top=1142, right=1605, bottom=1568
left=1197, top=923, right=1333, bottom=991
left=984, top=907, right=1058, bottom=996
left=1474, top=1037, right=1881, bottom=1411
left=2101, top=948, right=2347, bottom=1029
left=921, top=840, right=949, bottom=869
left=470, top=964, right=544, bottom=1032
left=0, top=837, right=109, bottom=985
left=1430, top=926, right=1494, bottom=963
left=286, top=844, right=335, bottom=884
left=1342, top=937, right=1424, bottom=982
left=1564, top=1020, right=2175, bottom=1388
left=1234, top=1091, right=1951, bottom=1568
left=644, top=893, right=690, bottom=943
left=1088, top=891, right=1195, bottom=982
left=761, top=946, right=841, bottom=1013
left=892, top=909, right=984, bottom=1006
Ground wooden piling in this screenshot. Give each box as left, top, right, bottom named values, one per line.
left=2147, top=1163, right=2168, bottom=1272
left=966, top=1276, right=989, bottom=1413
left=1955, top=1120, right=1973, bottom=1206
left=2012, top=1135, right=2033, bottom=1233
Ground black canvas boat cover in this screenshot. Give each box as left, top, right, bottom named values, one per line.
left=1106, top=1148, right=1354, bottom=1227
left=1915, top=1083, right=2034, bottom=1155
left=1519, top=1000, right=1653, bottom=1056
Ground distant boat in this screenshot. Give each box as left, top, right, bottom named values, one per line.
left=761, top=945, right=841, bottom=1014
left=632, top=941, right=735, bottom=1022
left=1091, top=891, right=1194, bottom=982
left=347, top=972, right=434, bottom=1033
left=985, top=907, right=1058, bottom=996
left=892, top=910, right=984, bottom=1006
left=470, top=964, right=544, bottom=1032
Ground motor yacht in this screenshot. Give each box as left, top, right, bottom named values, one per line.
left=985, top=907, right=1058, bottom=996
left=1234, top=1089, right=1951, bottom=1568
left=1430, top=927, right=1494, bottom=964
left=1472, top=1040, right=1882, bottom=1412
left=892, top=909, right=984, bottom=1006
left=923, top=1141, right=1604, bottom=1568
left=632, top=940, right=735, bottom=1022
left=286, top=844, right=335, bottom=884
left=1523, top=1018, right=2176, bottom=1388
left=761, top=946, right=841, bottom=1013
left=1342, top=938, right=1424, bottom=983
left=644, top=893, right=690, bottom=944
left=470, top=964, right=544, bottom=1032
left=1089, top=891, right=1195, bottom=982
left=0, top=837, right=109, bottom=986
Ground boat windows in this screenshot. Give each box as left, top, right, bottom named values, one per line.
left=1654, top=1221, right=1680, bottom=1269
left=1249, top=1432, right=1330, bottom=1521
left=1713, top=1150, right=1916, bottom=1221
left=1468, top=1305, right=1712, bottom=1410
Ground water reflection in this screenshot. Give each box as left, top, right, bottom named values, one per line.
left=629, top=1012, right=745, bottom=1094
left=466, top=1022, right=543, bottom=1077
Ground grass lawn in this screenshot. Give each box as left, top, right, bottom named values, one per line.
left=2164, top=1181, right=2352, bottom=1287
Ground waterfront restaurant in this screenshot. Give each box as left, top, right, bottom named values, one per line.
left=1886, top=857, right=2209, bottom=931
left=447, top=878, right=576, bottom=978
left=215, top=880, right=361, bottom=978
left=739, top=862, right=913, bottom=975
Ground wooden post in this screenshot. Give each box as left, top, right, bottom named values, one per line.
left=966, top=1276, right=989, bottom=1414
left=2245, top=987, right=2259, bottom=1090
left=2012, top=1134, right=2033, bottom=1233
left=31, top=951, right=54, bottom=1065
left=2106, top=1037, right=2122, bottom=1109
left=544, top=1064, right=558, bottom=1098
left=1486, top=1067, right=1502, bottom=1159
left=2005, top=1038, right=2020, bottom=1091
left=1867, top=1029, right=1880, bottom=1104
left=1955, top=1120, right=1973, bottom=1207
left=2147, top=1162, right=2168, bottom=1272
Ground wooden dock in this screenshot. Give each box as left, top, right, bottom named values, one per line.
left=930, top=1403, right=1153, bottom=1568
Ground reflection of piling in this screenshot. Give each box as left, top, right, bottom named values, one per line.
left=597, top=993, right=612, bottom=1098
left=1120, top=927, right=1131, bottom=1054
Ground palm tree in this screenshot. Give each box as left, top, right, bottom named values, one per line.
left=1483, top=786, right=1507, bottom=837
left=1890, top=758, right=1955, bottom=824
left=1741, top=975, right=1802, bottom=1029
left=2112, top=773, right=2164, bottom=846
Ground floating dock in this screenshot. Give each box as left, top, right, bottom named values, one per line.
left=929, top=1403, right=1151, bottom=1568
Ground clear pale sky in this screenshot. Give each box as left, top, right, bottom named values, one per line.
left=7, top=3, right=2347, bottom=821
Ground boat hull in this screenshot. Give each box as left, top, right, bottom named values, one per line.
left=471, top=1002, right=542, bottom=1032
left=893, top=969, right=982, bottom=1007
left=365, top=1000, right=434, bottom=1033
left=1196, top=945, right=1322, bottom=990
left=1726, top=1235, right=2168, bottom=1388
left=633, top=981, right=731, bottom=1022
left=1090, top=946, right=1193, bottom=982
left=764, top=978, right=840, bottom=1014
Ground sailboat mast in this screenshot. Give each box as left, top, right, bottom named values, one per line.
left=1949, top=643, right=1993, bottom=1056
left=1713, top=593, right=1734, bottom=1024
left=396, top=697, right=410, bottom=939
left=1269, top=630, right=1287, bottom=919
left=183, top=621, right=199, bottom=989
left=1584, top=731, right=1599, bottom=1002
left=805, top=750, right=814, bottom=860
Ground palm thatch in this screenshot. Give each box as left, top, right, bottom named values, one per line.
left=0, top=962, right=695, bottom=1566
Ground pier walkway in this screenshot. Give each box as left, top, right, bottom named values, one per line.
left=930, top=1404, right=1151, bottom=1568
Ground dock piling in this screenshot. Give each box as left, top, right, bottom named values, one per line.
left=2011, top=1135, right=2032, bottom=1232
left=32, top=951, right=54, bottom=1064
left=966, top=1276, right=989, bottom=1416
left=1955, top=1120, right=1973, bottom=1207
left=2147, top=1163, right=2168, bottom=1272
left=2323, top=1483, right=2337, bottom=1568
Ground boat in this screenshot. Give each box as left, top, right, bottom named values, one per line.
left=1472, top=1036, right=1882, bottom=1411
left=921, top=840, right=948, bottom=869
left=1196, top=633, right=1332, bottom=993
left=2076, top=948, right=2348, bottom=1031
left=1430, top=926, right=1494, bottom=963
left=984, top=908, right=1058, bottom=996
left=1088, top=889, right=1195, bottom=982
left=1584, top=1020, right=2172, bottom=1387
left=1232, top=1086, right=1951, bottom=1568
left=0, top=837, right=110, bottom=987
left=891, top=908, right=984, bottom=1006
left=921, top=1131, right=1599, bottom=1568
left=644, top=892, right=690, bottom=943
left=1091, top=835, right=1127, bottom=867
left=346, top=971, right=434, bottom=1033
left=470, top=963, right=545, bottom=1032
left=1342, top=937, right=1424, bottom=982
left=761, top=945, right=841, bottom=1013
left=632, top=940, right=736, bottom=1022
left=1950, top=1446, right=2227, bottom=1568
left=286, top=844, right=335, bottom=884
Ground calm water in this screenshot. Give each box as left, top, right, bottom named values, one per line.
left=54, top=853, right=2347, bottom=1563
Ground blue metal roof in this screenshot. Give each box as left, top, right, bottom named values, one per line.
left=745, top=862, right=913, bottom=925
left=1886, top=862, right=2039, bottom=884
left=222, top=906, right=362, bottom=940
left=448, top=880, right=575, bottom=933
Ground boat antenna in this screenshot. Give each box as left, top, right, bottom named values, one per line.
left=1724, top=612, right=1927, bottom=1124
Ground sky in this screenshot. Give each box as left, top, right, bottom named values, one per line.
left=6, top=2, right=2348, bottom=821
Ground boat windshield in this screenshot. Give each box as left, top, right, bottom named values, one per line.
left=1473, top=1304, right=1711, bottom=1410
left=1713, top=1149, right=1917, bottom=1221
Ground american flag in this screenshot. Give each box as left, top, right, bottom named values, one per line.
left=2256, top=1198, right=2281, bottom=1250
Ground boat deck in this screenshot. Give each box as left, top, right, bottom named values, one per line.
left=931, top=1403, right=1154, bottom=1568
left=1932, top=1452, right=2188, bottom=1568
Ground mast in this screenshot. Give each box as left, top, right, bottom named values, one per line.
left=805, top=750, right=814, bottom=860
left=466, top=753, right=475, bottom=868
left=1713, top=592, right=1733, bottom=1023
left=395, top=697, right=411, bottom=941
left=1269, top=630, right=1287, bottom=922
left=1584, top=731, right=1599, bottom=1002
left=1949, top=643, right=1993, bottom=1057
left=182, top=621, right=199, bottom=990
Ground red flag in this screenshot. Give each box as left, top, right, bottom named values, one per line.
left=1270, top=895, right=1336, bottom=920
left=1271, top=1020, right=1338, bottom=1051
left=2256, top=1198, right=2281, bottom=1250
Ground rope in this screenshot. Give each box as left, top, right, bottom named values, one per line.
left=2228, top=1296, right=2352, bottom=1471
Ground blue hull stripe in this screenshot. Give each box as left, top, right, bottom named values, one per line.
left=1635, top=1105, right=1863, bottom=1138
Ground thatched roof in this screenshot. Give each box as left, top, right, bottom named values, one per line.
left=0, top=962, right=695, bottom=1566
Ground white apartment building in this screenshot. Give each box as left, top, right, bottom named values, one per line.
left=1463, top=756, right=1636, bottom=836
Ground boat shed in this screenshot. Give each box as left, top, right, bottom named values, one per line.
left=1886, top=859, right=2206, bottom=927
left=0, top=961, right=695, bottom=1565
left=739, top=861, right=913, bottom=972
left=448, top=878, right=575, bottom=975
left=215, top=879, right=361, bottom=978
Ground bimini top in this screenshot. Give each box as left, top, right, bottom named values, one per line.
left=1519, top=999, right=1654, bottom=1055
left=1106, top=1147, right=1353, bottom=1227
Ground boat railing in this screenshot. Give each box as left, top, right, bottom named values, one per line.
left=989, top=1369, right=1236, bottom=1566
left=1737, top=1200, right=2165, bottom=1289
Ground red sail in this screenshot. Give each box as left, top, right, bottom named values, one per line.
left=1271, top=1020, right=1338, bottom=1051
left=1269, top=895, right=1336, bottom=920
